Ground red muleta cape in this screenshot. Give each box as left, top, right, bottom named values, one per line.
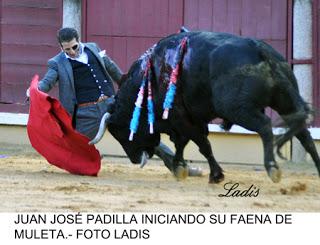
left=27, top=75, right=101, bottom=176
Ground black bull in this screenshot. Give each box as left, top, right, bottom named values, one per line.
left=91, top=31, right=320, bottom=183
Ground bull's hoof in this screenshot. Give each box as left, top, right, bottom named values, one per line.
left=268, top=167, right=282, bottom=183
left=209, top=172, right=224, bottom=184
left=174, top=166, right=188, bottom=180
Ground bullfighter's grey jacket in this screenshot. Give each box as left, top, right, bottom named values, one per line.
left=38, top=42, right=122, bottom=117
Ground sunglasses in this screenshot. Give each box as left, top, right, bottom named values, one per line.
left=71, top=44, right=79, bottom=51
left=63, top=43, right=79, bottom=52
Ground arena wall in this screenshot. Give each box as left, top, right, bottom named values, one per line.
left=2, top=123, right=319, bottom=166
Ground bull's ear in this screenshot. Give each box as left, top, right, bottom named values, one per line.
left=180, top=26, right=189, bottom=32
left=88, top=112, right=111, bottom=145
left=118, top=74, right=128, bottom=88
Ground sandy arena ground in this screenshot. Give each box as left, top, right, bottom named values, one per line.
left=0, top=143, right=319, bottom=212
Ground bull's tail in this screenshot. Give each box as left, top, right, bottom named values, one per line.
left=256, top=41, right=314, bottom=159
left=274, top=107, right=313, bottom=159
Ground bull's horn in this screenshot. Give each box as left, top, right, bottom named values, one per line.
left=88, top=112, right=111, bottom=145
left=140, top=151, right=149, bottom=168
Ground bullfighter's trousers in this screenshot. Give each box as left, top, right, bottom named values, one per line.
left=75, top=97, right=114, bottom=140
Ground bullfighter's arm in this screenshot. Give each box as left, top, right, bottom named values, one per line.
left=38, top=59, right=59, bottom=92
left=91, top=42, right=123, bottom=85
left=103, top=54, right=123, bottom=85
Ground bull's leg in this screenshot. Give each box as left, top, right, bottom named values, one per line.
left=172, top=137, right=190, bottom=179
left=231, top=110, right=281, bottom=183
left=154, top=142, right=176, bottom=172
left=295, top=128, right=320, bottom=176
left=168, top=111, right=221, bottom=182
left=258, top=124, right=281, bottom=183
left=171, top=124, right=223, bottom=183
left=190, top=135, right=224, bottom=183
left=200, top=139, right=224, bottom=183
left=154, top=140, right=202, bottom=178
left=154, top=141, right=187, bottom=172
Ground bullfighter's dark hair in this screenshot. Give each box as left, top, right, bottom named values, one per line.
left=57, top=27, right=79, bottom=44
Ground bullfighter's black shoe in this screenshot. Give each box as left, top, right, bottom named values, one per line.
left=154, top=142, right=202, bottom=177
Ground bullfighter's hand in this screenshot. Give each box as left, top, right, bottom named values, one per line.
left=26, top=88, right=30, bottom=97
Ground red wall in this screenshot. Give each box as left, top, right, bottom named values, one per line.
left=83, top=0, right=288, bottom=73
left=0, top=0, right=62, bottom=113
left=184, top=0, right=288, bottom=57
left=83, top=0, right=184, bottom=72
